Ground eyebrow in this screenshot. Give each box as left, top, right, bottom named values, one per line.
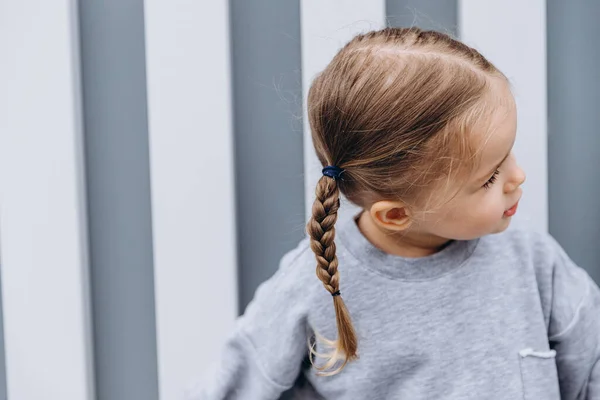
left=477, top=149, right=512, bottom=183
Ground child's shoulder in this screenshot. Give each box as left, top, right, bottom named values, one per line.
left=279, top=236, right=312, bottom=271
left=478, top=227, right=571, bottom=299
left=479, top=226, right=590, bottom=317
left=271, top=237, right=319, bottom=294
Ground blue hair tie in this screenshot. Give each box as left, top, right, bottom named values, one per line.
left=322, top=165, right=344, bottom=180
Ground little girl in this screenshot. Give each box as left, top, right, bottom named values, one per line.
left=192, top=27, right=600, bottom=399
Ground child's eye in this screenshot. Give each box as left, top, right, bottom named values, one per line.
left=483, top=169, right=500, bottom=190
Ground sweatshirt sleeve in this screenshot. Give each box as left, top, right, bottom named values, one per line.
left=186, top=241, right=312, bottom=400
left=544, top=235, right=600, bottom=400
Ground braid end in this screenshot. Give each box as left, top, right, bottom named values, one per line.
left=333, top=295, right=358, bottom=360
left=309, top=296, right=359, bottom=376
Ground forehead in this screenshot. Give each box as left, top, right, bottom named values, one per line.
left=413, top=79, right=516, bottom=208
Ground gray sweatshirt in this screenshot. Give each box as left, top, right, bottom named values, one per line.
left=190, top=216, right=600, bottom=400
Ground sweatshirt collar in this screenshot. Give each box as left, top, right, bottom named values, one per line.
left=336, top=213, right=479, bottom=281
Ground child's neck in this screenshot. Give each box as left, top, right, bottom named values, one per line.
left=355, top=211, right=452, bottom=258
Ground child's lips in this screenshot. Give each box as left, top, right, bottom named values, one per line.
left=504, top=201, right=519, bottom=217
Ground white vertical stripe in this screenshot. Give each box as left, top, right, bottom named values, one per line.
left=144, top=2, right=238, bottom=399
left=300, top=0, right=386, bottom=222
left=459, top=0, right=548, bottom=232
left=0, top=1, right=95, bottom=399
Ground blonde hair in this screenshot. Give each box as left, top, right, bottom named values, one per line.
left=305, top=27, right=506, bottom=374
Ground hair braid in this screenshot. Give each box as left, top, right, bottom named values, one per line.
left=306, top=175, right=358, bottom=373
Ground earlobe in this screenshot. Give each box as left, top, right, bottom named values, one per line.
left=369, top=200, right=412, bottom=232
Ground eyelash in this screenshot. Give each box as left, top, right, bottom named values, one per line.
left=483, top=169, right=500, bottom=190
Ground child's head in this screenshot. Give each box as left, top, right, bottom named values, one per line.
left=305, top=27, right=526, bottom=373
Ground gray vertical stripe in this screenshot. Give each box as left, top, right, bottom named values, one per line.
left=386, top=0, right=458, bottom=35
left=547, top=1, right=600, bottom=284
left=229, top=0, right=306, bottom=312
left=78, top=0, right=159, bottom=399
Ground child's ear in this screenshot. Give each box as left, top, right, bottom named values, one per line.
left=369, top=200, right=412, bottom=232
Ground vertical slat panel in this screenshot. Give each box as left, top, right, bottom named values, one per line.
left=547, top=0, right=600, bottom=284
left=78, top=0, right=159, bottom=399
left=229, top=0, right=306, bottom=313
left=0, top=0, right=95, bottom=399
left=144, top=1, right=238, bottom=399
left=459, top=0, right=548, bottom=232
left=300, top=0, right=386, bottom=222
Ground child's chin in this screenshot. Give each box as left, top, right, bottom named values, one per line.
left=492, top=219, right=512, bottom=234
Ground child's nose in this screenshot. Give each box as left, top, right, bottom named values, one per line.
left=504, top=166, right=526, bottom=193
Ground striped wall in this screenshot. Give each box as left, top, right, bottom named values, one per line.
left=0, top=0, right=598, bottom=399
